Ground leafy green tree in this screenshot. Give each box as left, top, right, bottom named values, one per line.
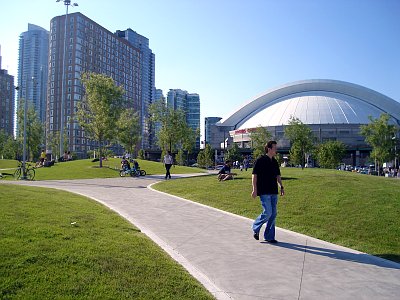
left=76, top=72, right=125, bottom=167
left=225, top=143, right=241, bottom=163
left=181, top=126, right=199, bottom=165
left=0, top=130, right=9, bottom=158
left=17, top=99, right=44, bottom=161
left=116, top=108, right=141, bottom=155
left=150, top=100, right=198, bottom=154
left=138, top=149, right=145, bottom=160
left=47, top=130, right=68, bottom=160
left=176, top=148, right=185, bottom=166
left=360, top=114, right=397, bottom=175
left=284, top=116, right=315, bottom=169
left=1, top=135, right=21, bottom=160
left=197, top=144, right=213, bottom=168
left=315, top=140, right=346, bottom=169
left=250, top=126, right=272, bottom=159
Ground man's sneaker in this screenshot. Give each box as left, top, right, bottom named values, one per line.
left=253, top=232, right=259, bottom=240
left=266, top=239, right=278, bottom=243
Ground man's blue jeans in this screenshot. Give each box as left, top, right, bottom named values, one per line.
left=252, top=194, right=278, bottom=240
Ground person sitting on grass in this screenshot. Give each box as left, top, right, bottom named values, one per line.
left=218, top=160, right=237, bottom=181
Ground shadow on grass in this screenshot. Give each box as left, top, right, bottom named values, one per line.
left=281, top=177, right=298, bottom=181
left=261, top=241, right=400, bottom=269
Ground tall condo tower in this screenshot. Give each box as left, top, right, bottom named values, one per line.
left=167, top=89, right=200, bottom=149
left=47, top=12, right=143, bottom=156
left=115, top=28, right=155, bottom=150
left=18, top=24, right=49, bottom=124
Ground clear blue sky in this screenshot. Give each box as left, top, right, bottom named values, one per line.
left=1, top=0, right=399, bottom=135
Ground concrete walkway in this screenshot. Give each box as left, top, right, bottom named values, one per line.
left=2, top=175, right=400, bottom=299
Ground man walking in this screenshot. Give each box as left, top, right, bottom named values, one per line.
left=251, top=141, right=284, bottom=243
left=163, top=151, right=173, bottom=179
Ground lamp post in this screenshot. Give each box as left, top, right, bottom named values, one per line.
left=56, top=0, right=78, bottom=159
left=15, top=76, right=35, bottom=180
left=393, top=135, right=398, bottom=169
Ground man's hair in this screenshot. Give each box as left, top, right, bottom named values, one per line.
left=264, top=140, right=277, bottom=153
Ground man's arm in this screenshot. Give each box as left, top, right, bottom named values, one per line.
left=251, top=174, right=257, bottom=198
left=277, top=175, right=284, bottom=196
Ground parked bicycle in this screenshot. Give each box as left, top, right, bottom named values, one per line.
left=14, top=161, right=36, bottom=180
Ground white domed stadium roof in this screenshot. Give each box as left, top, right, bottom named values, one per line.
left=219, top=79, right=400, bottom=129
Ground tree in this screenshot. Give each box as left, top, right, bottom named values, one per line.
left=360, top=113, right=397, bottom=175
left=197, top=144, right=213, bottom=168
left=76, top=72, right=125, bottom=167
left=17, top=99, right=44, bottom=161
left=176, top=148, right=185, bottom=166
left=181, top=125, right=199, bottom=165
left=0, top=130, right=8, bottom=158
left=150, top=100, right=198, bottom=154
left=250, top=126, right=272, bottom=159
left=116, top=108, right=141, bottom=155
left=284, top=116, right=315, bottom=168
left=138, top=149, right=145, bottom=160
left=315, top=140, right=346, bottom=169
left=0, top=135, right=22, bottom=160
left=225, top=143, right=241, bottom=163
left=47, top=130, right=68, bottom=159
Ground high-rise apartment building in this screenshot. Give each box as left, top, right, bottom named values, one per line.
left=167, top=89, right=200, bottom=149
left=186, top=93, right=200, bottom=148
left=115, top=29, right=155, bottom=150
left=0, top=47, right=15, bottom=136
left=18, top=24, right=49, bottom=124
left=167, top=89, right=187, bottom=111
left=154, top=88, right=164, bottom=102
left=152, top=88, right=164, bottom=145
left=47, top=12, right=144, bottom=156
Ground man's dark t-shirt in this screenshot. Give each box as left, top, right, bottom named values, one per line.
left=218, top=164, right=231, bottom=175
left=252, top=155, right=281, bottom=195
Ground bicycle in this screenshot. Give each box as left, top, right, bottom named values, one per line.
left=14, top=161, right=36, bottom=180
left=119, top=166, right=146, bottom=177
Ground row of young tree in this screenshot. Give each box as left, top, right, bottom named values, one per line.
left=78, top=73, right=202, bottom=167
left=0, top=100, right=44, bottom=161
left=1, top=72, right=199, bottom=166
left=195, top=114, right=398, bottom=171
left=2, top=71, right=397, bottom=172
left=0, top=73, right=141, bottom=167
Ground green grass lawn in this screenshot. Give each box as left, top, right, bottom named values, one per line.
left=0, top=184, right=214, bottom=300
left=152, top=168, right=400, bottom=263
left=0, top=158, right=205, bottom=181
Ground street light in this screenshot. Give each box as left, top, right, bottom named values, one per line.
left=393, top=135, right=398, bottom=169
left=56, top=0, right=78, bottom=159
left=15, top=76, right=35, bottom=180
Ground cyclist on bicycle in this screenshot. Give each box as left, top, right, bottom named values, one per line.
left=130, top=159, right=139, bottom=171
left=121, top=158, right=131, bottom=171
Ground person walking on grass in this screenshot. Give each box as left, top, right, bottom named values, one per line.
left=163, top=151, right=173, bottom=179
left=251, top=140, right=284, bottom=243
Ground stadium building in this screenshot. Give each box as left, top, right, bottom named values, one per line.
left=216, top=79, right=400, bottom=166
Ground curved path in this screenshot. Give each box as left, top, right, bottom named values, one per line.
left=2, top=175, right=400, bottom=300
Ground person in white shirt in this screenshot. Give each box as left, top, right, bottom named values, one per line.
left=163, top=151, right=173, bottom=179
